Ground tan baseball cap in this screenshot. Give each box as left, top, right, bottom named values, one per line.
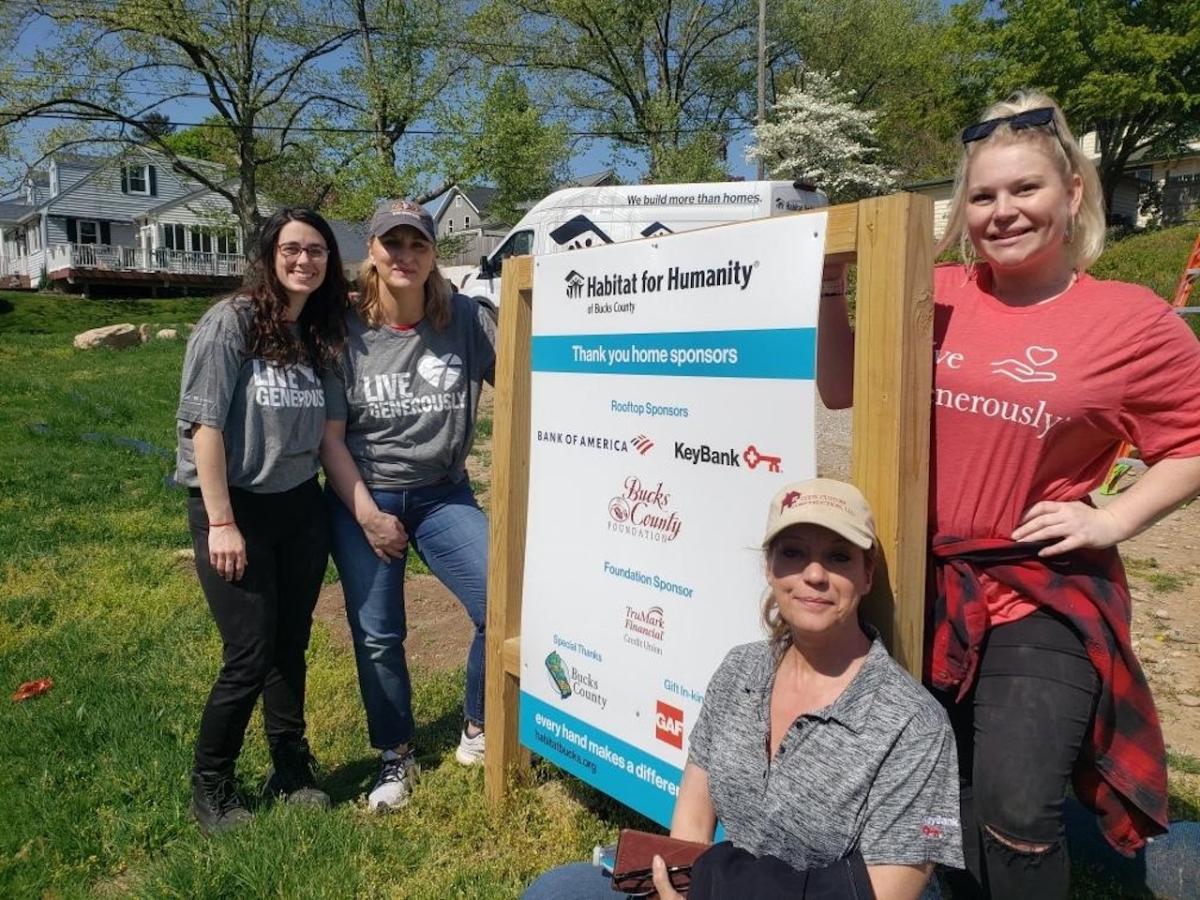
left=369, top=199, right=437, bottom=244
left=762, top=478, right=876, bottom=549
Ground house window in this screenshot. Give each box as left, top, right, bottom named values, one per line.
left=125, top=165, right=151, bottom=195
left=447, top=219, right=454, bottom=233
left=191, top=228, right=213, bottom=253
left=78, top=220, right=100, bottom=244
left=214, top=231, right=238, bottom=255
left=1131, top=167, right=1153, bottom=183
left=455, top=196, right=462, bottom=208
left=465, top=215, right=471, bottom=228
left=27, top=225, right=40, bottom=251
left=162, top=223, right=186, bottom=251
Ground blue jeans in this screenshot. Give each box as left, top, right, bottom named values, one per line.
left=522, top=862, right=620, bottom=900
left=328, top=479, right=487, bottom=749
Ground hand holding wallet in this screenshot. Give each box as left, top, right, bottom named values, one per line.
left=610, top=828, right=710, bottom=896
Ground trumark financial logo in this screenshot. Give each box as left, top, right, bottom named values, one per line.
left=655, top=700, right=684, bottom=749
left=625, top=604, right=665, bottom=656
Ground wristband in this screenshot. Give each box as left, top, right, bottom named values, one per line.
left=209, top=520, right=235, bottom=528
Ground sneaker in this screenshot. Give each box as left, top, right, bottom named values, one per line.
left=455, top=725, right=485, bottom=766
left=191, top=770, right=253, bottom=836
left=263, top=737, right=330, bottom=808
left=367, top=748, right=419, bottom=811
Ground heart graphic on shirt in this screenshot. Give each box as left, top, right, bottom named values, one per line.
left=1025, top=346, right=1058, bottom=368
left=416, top=352, right=464, bottom=390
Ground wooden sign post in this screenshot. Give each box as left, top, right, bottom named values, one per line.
left=483, top=193, right=933, bottom=805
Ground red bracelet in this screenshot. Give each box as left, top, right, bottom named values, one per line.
left=209, top=520, right=235, bottom=528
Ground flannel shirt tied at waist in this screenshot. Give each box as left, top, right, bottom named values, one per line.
left=927, top=536, right=1168, bottom=856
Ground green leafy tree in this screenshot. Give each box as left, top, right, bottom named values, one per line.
left=0, top=0, right=356, bottom=244
left=433, top=72, right=569, bottom=226
left=479, top=0, right=753, bottom=182
left=988, top=0, right=1200, bottom=212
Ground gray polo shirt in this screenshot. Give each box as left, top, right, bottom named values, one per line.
left=688, top=629, right=964, bottom=872
left=325, top=294, right=496, bottom=489
left=175, top=298, right=332, bottom=493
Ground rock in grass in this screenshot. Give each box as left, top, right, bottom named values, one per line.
left=74, top=324, right=140, bottom=350
left=139, top=323, right=152, bottom=343
left=155, top=328, right=179, bottom=340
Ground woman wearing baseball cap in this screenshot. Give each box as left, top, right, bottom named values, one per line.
left=320, top=199, right=496, bottom=810
left=523, top=478, right=963, bottom=900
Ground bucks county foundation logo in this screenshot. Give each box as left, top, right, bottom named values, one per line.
left=607, top=476, right=682, bottom=543
left=564, top=269, right=585, bottom=298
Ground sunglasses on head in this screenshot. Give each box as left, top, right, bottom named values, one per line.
left=961, top=107, right=1056, bottom=145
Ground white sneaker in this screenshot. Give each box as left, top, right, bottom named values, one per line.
left=455, top=727, right=485, bottom=766
left=367, top=749, right=419, bottom=811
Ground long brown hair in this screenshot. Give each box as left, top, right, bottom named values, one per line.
left=356, top=236, right=454, bottom=330
left=237, top=208, right=348, bottom=372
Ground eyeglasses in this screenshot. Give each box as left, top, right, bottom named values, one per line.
left=961, top=107, right=1056, bottom=145
left=278, top=242, right=328, bottom=261
left=613, top=864, right=693, bottom=896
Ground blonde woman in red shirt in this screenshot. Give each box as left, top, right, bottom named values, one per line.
left=817, top=91, right=1200, bottom=899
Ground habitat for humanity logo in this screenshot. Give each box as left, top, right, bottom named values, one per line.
left=570, top=260, right=757, bottom=300
left=607, top=476, right=682, bottom=543
left=544, top=650, right=606, bottom=709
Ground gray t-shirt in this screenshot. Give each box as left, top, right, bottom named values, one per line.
left=325, top=295, right=496, bottom=488
left=688, top=629, right=964, bottom=872
left=175, top=297, right=332, bottom=493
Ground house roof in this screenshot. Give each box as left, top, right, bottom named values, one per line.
left=0, top=201, right=35, bottom=225
left=567, top=169, right=619, bottom=188
left=31, top=172, right=50, bottom=187
left=142, top=179, right=240, bottom=217
left=329, top=219, right=369, bottom=264
left=51, top=152, right=107, bottom=170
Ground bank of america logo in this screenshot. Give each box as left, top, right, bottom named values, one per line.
left=565, top=270, right=584, bottom=298
left=632, top=434, right=654, bottom=455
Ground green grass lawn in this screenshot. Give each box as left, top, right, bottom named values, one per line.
left=0, top=282, right=1196, bottom=898
left=0, top=291, right=644, bottom=898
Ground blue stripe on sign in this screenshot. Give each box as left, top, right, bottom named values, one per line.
left=520, top=691, right=683, bottom=828
left=531, top=328, right=815, bottom=379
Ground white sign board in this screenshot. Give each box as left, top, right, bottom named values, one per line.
left=519, top=213, right=828, bottom=826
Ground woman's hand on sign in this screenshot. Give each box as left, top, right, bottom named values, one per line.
left=1013, top=500, right=1124, bottom=556
left=362, top=509, right=408, bottom=560
left=650, top=855, right=686, bottom=900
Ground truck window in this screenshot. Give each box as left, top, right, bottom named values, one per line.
left=492, top=229, right=533, bottom=262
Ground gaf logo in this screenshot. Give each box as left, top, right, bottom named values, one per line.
left=655, top=700, right=684, bottom=749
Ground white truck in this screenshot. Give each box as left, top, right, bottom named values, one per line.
left=457, top=180, right=827, bottom=308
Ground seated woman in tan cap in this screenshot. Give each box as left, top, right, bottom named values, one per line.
left=523, top=478, right=963, bottom=900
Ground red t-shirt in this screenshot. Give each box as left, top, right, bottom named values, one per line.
left=932, top=264, right=1200, bottom=623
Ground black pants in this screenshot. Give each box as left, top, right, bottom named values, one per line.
left=189, top=478, right=328, bottom=774
left=939, top=608, right=1100, bottom=900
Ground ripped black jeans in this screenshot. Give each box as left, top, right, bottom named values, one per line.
left=937, top=608, right=1100, bottom=900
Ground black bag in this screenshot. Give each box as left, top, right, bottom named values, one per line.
left=688, top=841, right=875, bottom=900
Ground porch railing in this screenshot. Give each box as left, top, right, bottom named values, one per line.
left=45, top=243, right=246, bottom=278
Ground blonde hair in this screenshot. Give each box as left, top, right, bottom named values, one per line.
left=760, top=539, right=876, bottom=661
left=937, top=90, right=1105, bottom=272
left=355, top=238, right=454, bottom=330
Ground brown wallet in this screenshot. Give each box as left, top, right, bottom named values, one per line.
left=610, top=829, right=709, bottom=896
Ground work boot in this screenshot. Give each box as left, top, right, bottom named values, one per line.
left=263, top=736, right=331, bottom=808
left=191, top=769, right=253, bottom=836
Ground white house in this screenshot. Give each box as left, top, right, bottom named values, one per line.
left=0, top=147, right=267, bottom=292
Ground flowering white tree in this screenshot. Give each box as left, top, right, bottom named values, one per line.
left=748, top=71, right=897, bottom=202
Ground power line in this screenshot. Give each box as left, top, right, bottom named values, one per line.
left=1, top=108, right=750, bottom=138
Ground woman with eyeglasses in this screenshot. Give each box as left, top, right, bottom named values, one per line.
left=522, top=479, right=963, bottom=900
left=818, top=91, right=1200, bottom=898
left=176, top=208, right=348, bottom=834
left=319, top=200, right=495, bottom=811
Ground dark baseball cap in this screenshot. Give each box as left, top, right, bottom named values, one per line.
left=369, top=199, right=436, bottom=244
